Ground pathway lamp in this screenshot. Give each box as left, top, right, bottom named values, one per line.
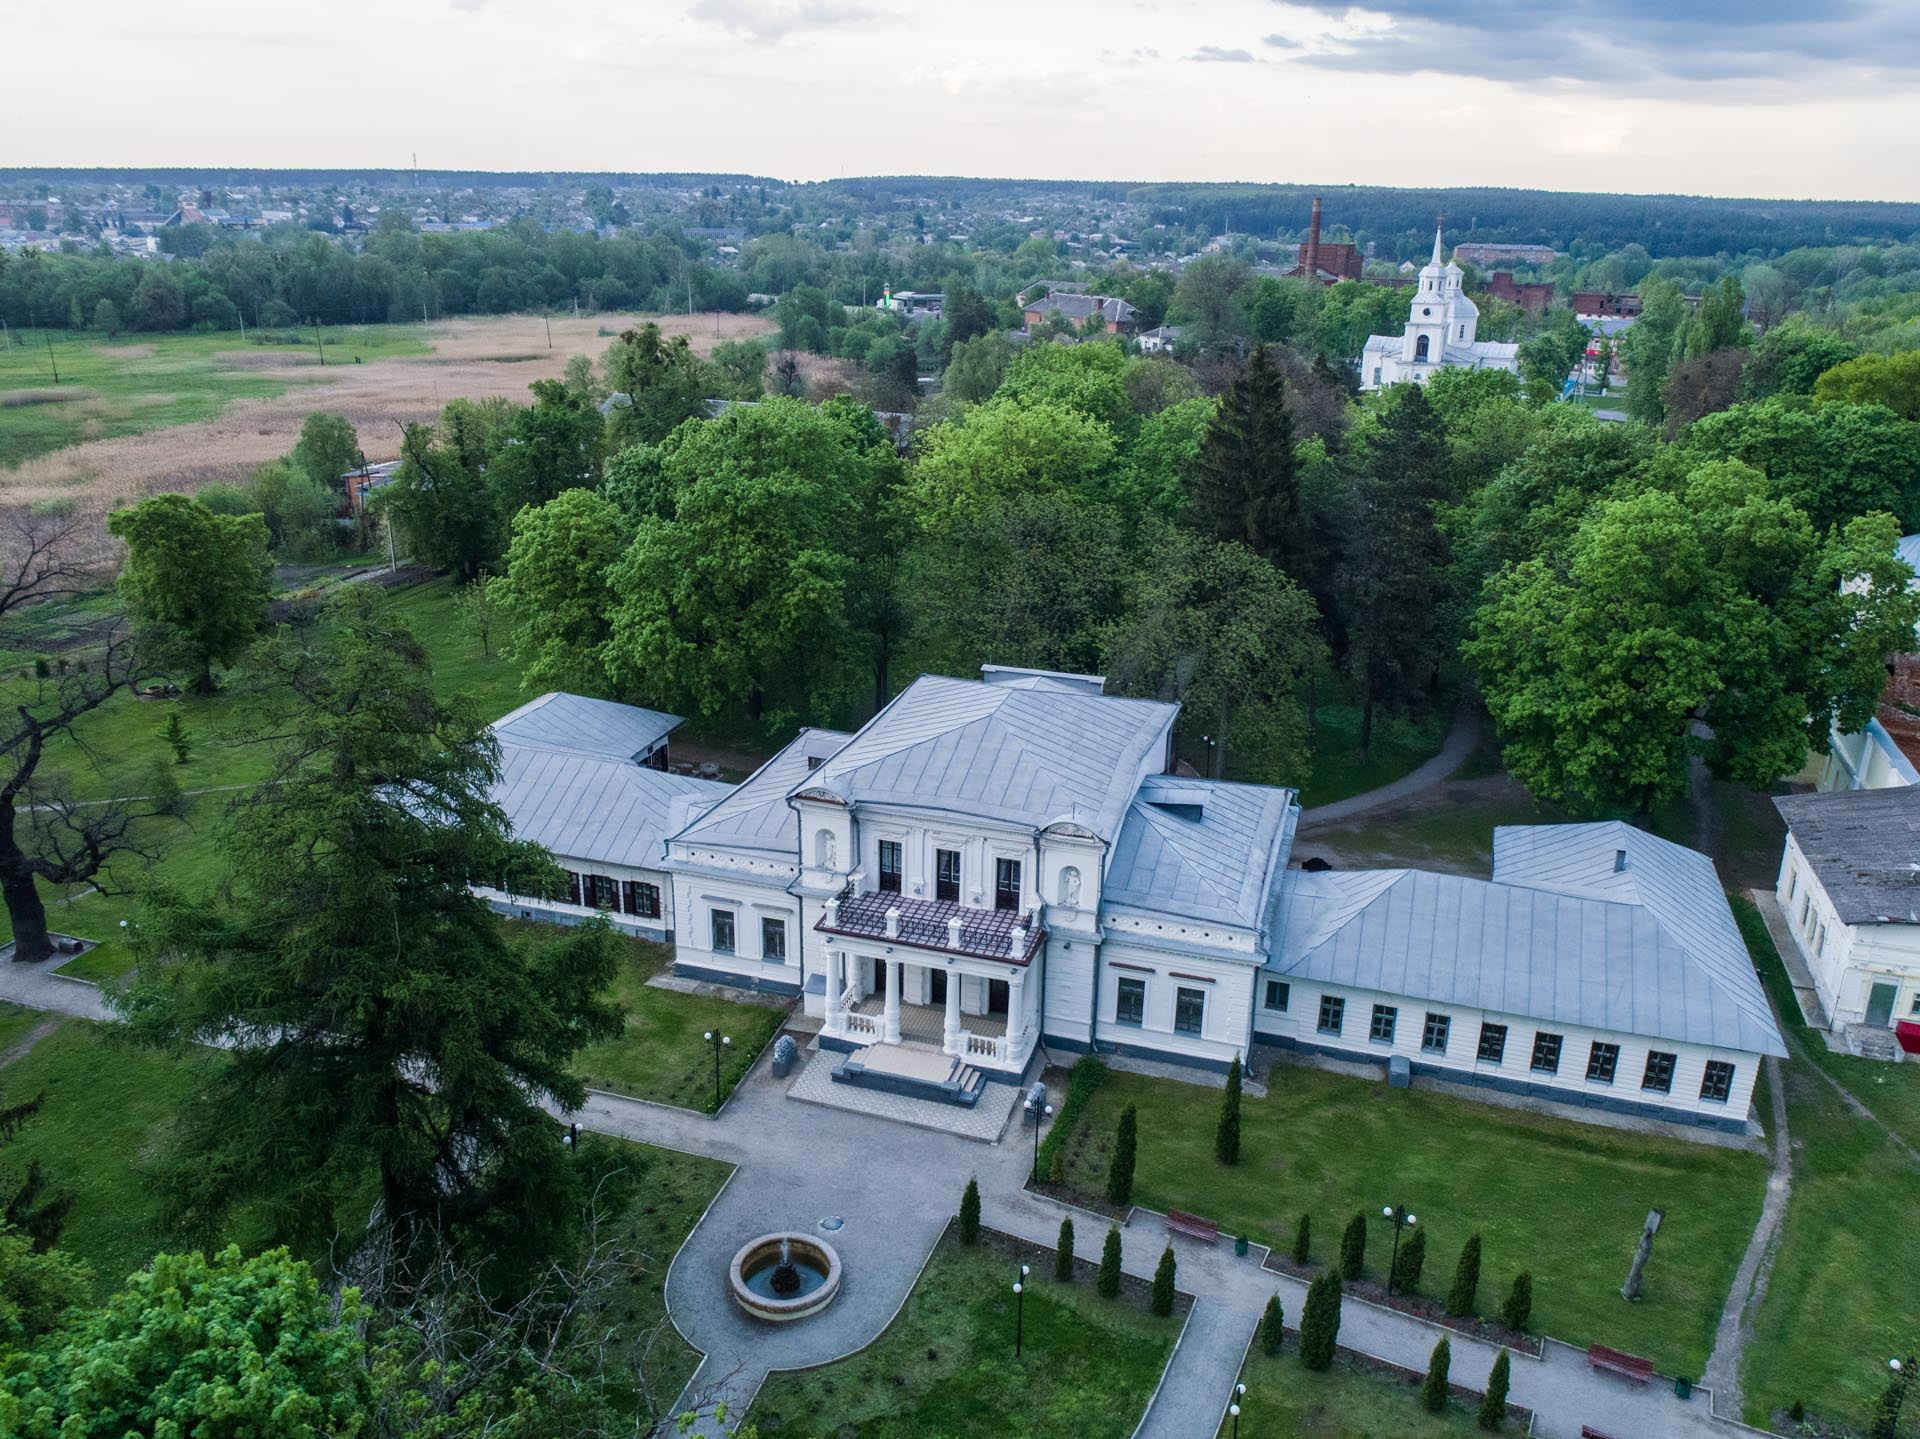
left=1229, top=1382, right=1246, bottom=1438
left=1382, top=1204, right=1417, bottom=1297
left=1029, top=1097, right=1054, bottom=1185
left=1013, top=1263, right=1029, bottom=1356
left=703, top=1029, right=731, bottom=1112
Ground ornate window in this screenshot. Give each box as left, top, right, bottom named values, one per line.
left=1415, top=334, right=1430, bottom=362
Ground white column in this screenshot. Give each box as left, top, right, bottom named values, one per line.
left=943, top=966, right=962, bottom=1053
left=884, top=959, right=903, bottom=1044
left=826, top=951, right=845, bottom=1036
left=1007, top=972, right=1026, bottom=1061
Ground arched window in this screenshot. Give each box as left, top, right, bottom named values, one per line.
left=1459, top=324, right=1466, bottom=339
left=1414, top=334, right=1430, bottom=362
left=815, top=829, right=836, bottom=868
left=1058, top=866, right=1082, bottom=907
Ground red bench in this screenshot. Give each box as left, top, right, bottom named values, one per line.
left=1586, top=1344, right=1654, bottom=1385
left=1166, top=1209, right=1219, bottom=1244
left=1581, top=1428, right=1619, bottom=1439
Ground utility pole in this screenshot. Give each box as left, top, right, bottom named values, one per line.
left=44, top=334, right=58, bottom=384
left=544, top=313, right=552, bottom=350
left=312, top=319, right=326, bottom=366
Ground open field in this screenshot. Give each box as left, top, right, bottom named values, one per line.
left=0, top=311, right=774, bottom=506
left=753, top=1226, right=1182, bottom=1439
left=1056, top=1064, right=1767, bottom=1378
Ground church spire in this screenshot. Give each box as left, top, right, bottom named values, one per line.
left=1431, top=217, right=1445, bottom=266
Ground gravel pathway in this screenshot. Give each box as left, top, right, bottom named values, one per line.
left=1296, top=708, right=1481, bottom=829
left=1701, top=1052, right=1792, bottom=1421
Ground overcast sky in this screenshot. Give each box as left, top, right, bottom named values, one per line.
left=12, top=0, right=1920, bottom=201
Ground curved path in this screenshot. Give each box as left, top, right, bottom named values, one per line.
left=1297, top=707, right=1482, bottom=829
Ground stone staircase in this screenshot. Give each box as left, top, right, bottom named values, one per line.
left=830, top=1044, right=989, bottom=1107
left=1850, top=1025, right=1901, bottom=1062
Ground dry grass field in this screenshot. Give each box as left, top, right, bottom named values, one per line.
left=1, top=311, right=775, bottom=509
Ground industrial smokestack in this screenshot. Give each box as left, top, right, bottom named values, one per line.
left=1305, top=196, right=1322, bottom=280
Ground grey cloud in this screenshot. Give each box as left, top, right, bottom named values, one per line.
left=688, top=0, right=880, bottom=43
left=1191, top=45, right=1258, bottom=62
left=1262, top=32, right=1300, bottom=48
left=1275, top=0, right=1920, bottom=82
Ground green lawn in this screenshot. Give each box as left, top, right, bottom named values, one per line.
left=0, top=325, right=430, bottom=468
left=752, top=1228, right=1182, bottom=1439
left=1299, top=698, right=1451, bottom=810
left=1059, top=1067, right=1766, bottom=1378
left=384, top=575, right=530, bottom=721
left=1219, top=1349, right=1497, bottom=1439
left=557, top=928, right=788, bottom=1112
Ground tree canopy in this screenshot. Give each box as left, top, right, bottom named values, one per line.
left=106, top=494, right=270, bottom=694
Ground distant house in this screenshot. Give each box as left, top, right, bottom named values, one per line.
left=1573, top=291, right=1644, bottom=322
left=1484, top=272, right=1555, bottom=315
left=1137, top=325, right=1186, bottom=354
left=1021, top=293, right=1138, bottom=334
left=1774, top=786, right=1920, bottom=1058
left=341, top=460, right=403, bottom=516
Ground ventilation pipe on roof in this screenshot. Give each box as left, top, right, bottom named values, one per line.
left=1614, top=849, right=1629, bottom=873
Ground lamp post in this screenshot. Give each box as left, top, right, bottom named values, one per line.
left=1013, top=1264, right=1029, bottom=1356
left=1382, top=1204, right=1417, bottom=1297
left=1229, top=1382, right=1246, bottom=1439
left=1029, top=1098, right=1054, bottom=1185
left=702, top=1029, right=731, bottom=1112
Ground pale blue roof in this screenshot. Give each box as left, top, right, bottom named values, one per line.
left=796, top=673, right=1178, bottom=844
left=1105, top=776, right=1299, bottom=932
left=1897, top=532, right=1920, bottom=578
left=671, top=727, right=851, bottom=857
left=1269, top=821, right=1785, bottom=1055
left=491, top=691, right=680, bottom=764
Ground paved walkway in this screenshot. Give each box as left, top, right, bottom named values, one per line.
left=0, top=957, right=1775, bottom=1439
left=1297, top=708, right=1481, bottom=829
left=1701, top=1053, right=1791, bottom=1418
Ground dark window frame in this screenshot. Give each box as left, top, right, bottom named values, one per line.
left=1115, top=976, right=1145, bottom=1027
left=1700, top=1060, right=1735, bottom=1103
left=1174, top=986, right=1205, bottom=1036
left=565, top=871, right=582, bottom=906
left=1264, top=979, right=1290, bottom=1012
left=761, top=916, right=786, bottom=963
left=590, top=874, right=618, bottom=910
left=1317, top=994, right=1345, bottom=1036
left=1586, top=1041, right=1620, bottom=1084
left=623, top=879, right=661, bottom=919
left=1369, top=1004, right=1398, bottom=1044
left=1477, top=1022, right=1508, bottom=1064
left=1421, top=1013, right=1450, bottom=1054
left=1530, top=1032, right=1564, bottom=1075
left=935, top=848, right=961, bottom=903
left=1642, top=1051, right=1676, bottom=1094
left=995, top=857, right=1022, bottom=912
left=710, top=909, right=736, bottom=955
left=877, top=840, right=902, bottom=894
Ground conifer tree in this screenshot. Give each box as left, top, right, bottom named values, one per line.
left=1478, top=1350, right=1511, bottom=1431
left=1106, top=1104, right=1137, bottom=1207
left=1055, top=1217, right=1074, bottom=1282
left=1151, top=1244, right=1176, bottom=1316
left=959, top=1177, right=980, bottom=1245
left=1299, top=1270, right=1342, bottom=1371
left=1185, top=345, right=1311, bottom=584
left=1340, top=1211, right=1367, bottom=1281
left=1448, top=1233, right=1482, bottom=1317
left=1098, top=1224, right=1123, bottom=1298
left=1500, top=1272, right=1532, bottom=1332
left=1260, top=1294, right=1284, bottom=1356
left=1215, top=1053, right=1243, bottom=1165
left=1422, top=1335, right=1452, bottom=1413
left=1393, top=1226, right=1427, bottom=1296
left=1292, top=1213, right=1311, bottom=1266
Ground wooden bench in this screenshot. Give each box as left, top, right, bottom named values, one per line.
left=1585, top=1344, right=1654, bottom=1385
left=1165, top=1209, right=1219, bottom=1244
left=1580, top=1427, right=1619, bottom=1439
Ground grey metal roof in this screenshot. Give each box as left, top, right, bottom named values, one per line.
left=1897, top=533, right=1920, bottom=578
left=491, top=747, right=731, bottom=870
left=490, top=692, right=681, bottom=764
left=1268, top=821, right=1786, bottom=1056
left=1774, top=787, right=1920, bottom=925
left=671, top=727, right=852, bottom=857
left=1105, top=776, right=1299, bottom=931
left=795, top=674, right=1178, bottom=845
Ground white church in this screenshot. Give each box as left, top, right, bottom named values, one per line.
left=477, top=668, right=1780, bottom=1134
left=1361, top=227, right=1520, bottom=390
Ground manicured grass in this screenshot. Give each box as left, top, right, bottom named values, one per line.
left=753, top=1228, right=1181, bottom=1439
left=0, top=1001, right=43, bottom=1053
left=1059, top=1066, right=1766, bottom=1377
left=1219, top=1348, right=1493, bottom=1438
left=1802, top=1044, right=1920, bottom=1152
left=0, top=325, right=430, bottom=468
left=558, top=928, right=787, bottom=1111
left=1299, top=699, right=1451, bottom=809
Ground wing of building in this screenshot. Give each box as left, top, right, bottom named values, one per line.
left=1361, top=226, right=1520, bottom=391
left=482, top=671, right=1781, bottom=1131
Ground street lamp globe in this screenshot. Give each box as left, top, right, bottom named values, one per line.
left=704, top=1030, right=713, bottom=1041
left=1893, top=1359, right=1904, bottom=1373
left=1228, top=1405, right=1240, bottom=1417
left=1382, top=1205, right=1393, bottom=1218
left=1012, top=1280, right=1023, bottom=1295
left=1407, top=1213, right=1417, bottom=1226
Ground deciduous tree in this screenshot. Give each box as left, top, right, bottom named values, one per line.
left=107, top=493, right=270, bottom=694
left=492, top=489, right=631, bottom=695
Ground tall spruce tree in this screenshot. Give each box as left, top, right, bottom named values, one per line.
left=1055, top=1217, right=1074, bottom=1281
left=1340, top=1211, right=1367, bottom=1281
left=959, top=1178, right=981, bottom=1245
left=1299, top=1270, right=1341, bottom=1371
left=1215, top=1053, right=1243, bottom=1165
left=1422, top=1335, right=1452, bottom=1413
left=116, top=591, right=623, bottom=1288
left=1337, top=382, right=1455, bottom=755
left=1479, top=1349, right=1511, bottom=1431
left=1098, top=1225, right=1123, bottom=1298
left=1107, top=1105, right=1138, bottom=1206
left=1500, top=1272, right=1533, bottom=1333
left=1292, top=1214, right=1311, bottom=1266
left=1448, top=1234, right=1483, bottom=1317
left=1260, top=1294, right=1285, bottom=1356
left=1185, top=345, right=1312, bottom=584
left=1150, top=1245, right=1176, bottom=1316
left=1392, top=1226, right=1427, bottom=1296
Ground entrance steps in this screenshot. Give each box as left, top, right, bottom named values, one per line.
left=1850, top=1025, right=1901, bottom=1061
left=830, top=1041, right=988, bottom=1107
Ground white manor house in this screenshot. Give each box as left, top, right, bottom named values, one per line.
left=478, top=668, right=1782, bottom=1133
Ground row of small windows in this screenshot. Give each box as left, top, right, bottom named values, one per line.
left=563, top=871, right=660, bottom=920
left=708, top=909, right=787, bottom=963
left=875, top=840, right=1030, bottom=910
left=1115, top=976, right=1206, bottom=1035
left=1280, top=985, right=1738, bottom=1103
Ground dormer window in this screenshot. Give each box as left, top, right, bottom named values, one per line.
left=805, top=755, right=824, bottom=771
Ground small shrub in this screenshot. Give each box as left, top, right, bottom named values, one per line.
left=1215, top=1053, right=1242, bottom=1165
left=1106, top=1104, right=1137, bottom=1207
left=1422, top=1335, right=1451, bottom=1413
left=1340, top=1211, right=1367, bottom=1281
left=1150, top=1244, right=1176, bottom=1316
left=1055, top=1218, right=1074, bottom=1282
left=163, top=711, right=191, bottom=765
left=1788, top=1400, right=1805, bottom=1423
left=958, top=1178, right=980, bottom=1245
left=1500, top=1272, right=1532, bottom=1332
left=1393, top=1226, right=1427, bottom=1296
left=1260, top=1294, right=1284, bottom=1356
left=1035, top=1054, right=1106, bottom=1182
left=1448, top=1233, right=1482, bottom=1317
left=1299, top=1270, right=1342, bottom=1371
left=1098, top=1224, right=1123, bottom=1298
left=1478, top=1349, right=1510, bottom=1431
left=1292, top=1213, right=1311, bottom=1266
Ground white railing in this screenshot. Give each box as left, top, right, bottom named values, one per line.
left=964, top=1032, right=1003, bottom=1060
left=844, top=1010, right=879, bottom=1038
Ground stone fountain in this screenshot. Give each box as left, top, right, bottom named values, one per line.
left=727, top=1232, right=842, bottom=1322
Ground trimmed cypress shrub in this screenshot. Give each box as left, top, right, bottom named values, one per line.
left=1034, top=1055, right=1106, bottom=1182
left=959, top=1177, right=980, bottom=1245
left=1098, top=1224, right=1123, bottom=1298
left=1340, top=1211, right=1367, bottom=1281
left=1478, top=1349, right=1510, bottom=1431
left=1260, top=1294, right=1284, bottom=1357
left=1299, top=1270, right=1342, bottom=1371
left=1393, top=1226, right=1427, bottom=1296
left=1151, top=1244, right=1177, bottom=1316
left=1106, top=1104, right=1138, bottom=1207
left=1448, top=1233, right=1482, bottom=1317
left=1422, top=1335, right=1452, bottom=1413
left=1500, top=1272, right=1532, bottom=1333
left=1292, top=1213, right=1311, bottom=1266
left=1055, top=1217, right=1075, bottom=1282
left=1215, top=1053, right=1243, bottom=1165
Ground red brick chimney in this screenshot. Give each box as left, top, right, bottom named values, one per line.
left=1305, top=196, right=1322, bottom=280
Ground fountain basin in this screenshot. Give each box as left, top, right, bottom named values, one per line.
left=728, top=1233, right=843, bottom=1322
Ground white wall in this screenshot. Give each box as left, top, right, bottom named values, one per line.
left=475, top=854, right=675, bottom=937
left=1096, top=938, right=1256, bottom=1068
left=666, top=866, right=803, bottom=991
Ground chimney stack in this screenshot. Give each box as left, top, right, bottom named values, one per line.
left=1305, top=196, right=1322, bottom=280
